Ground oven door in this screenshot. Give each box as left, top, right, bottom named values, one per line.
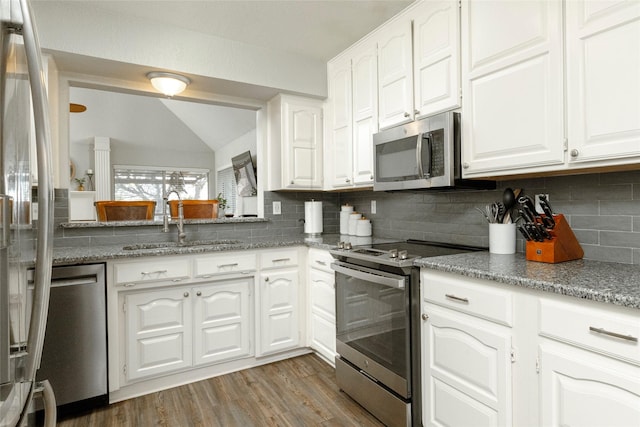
left=332, top=260, right=411, bottom=398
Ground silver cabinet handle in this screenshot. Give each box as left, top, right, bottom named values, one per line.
left=589, top=326, right=638, bottom=343
left=123, top=283, right=136, bottom=288
left=345, top=178, right=351, bottom=183
left=570, top=149, right=579, bottom=158
left=445, top=294, right=469, bottom=304
left=141, top=269, right=167, bottom=276
left=422, top=313, right=429, bottom=320
left=200, top=274, right=212, bottom=278
left=414, top=109, right=420, bottom=115
left=217, top=263, right=238, bottom=268
left=315, top=260, right=327, bottom=266
left=463, top=162, right=470, bottom=169
left=171, top=278, right=183, bottom=282
left=265, top=277, right=269, bottom=282
left=403, top=112, right=410, bottom=118
left=196, top=291, right=202, bottom=296
left=183, top=292, right=189, bottom=297
left=272, top=258, right=291, bottom=263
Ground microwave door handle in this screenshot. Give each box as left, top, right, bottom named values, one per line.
left=416, top=134, right=424, bottom=178
left=416, top=133, right=432, bottom=179
left=424, top=132, right=432, bottom=178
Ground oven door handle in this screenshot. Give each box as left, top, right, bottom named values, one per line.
left=331, top=263, right=405, bottom=290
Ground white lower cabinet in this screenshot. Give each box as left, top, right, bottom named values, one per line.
left=125, top=287, right=193, bottom=381
left=192, top=279, right=252, bottom=366
left=422, top=271, right=513, bottom=427
left=307, top=248, right=336, bottom=363
left=422, top=268, right=640, bottom=427
left=123, top=277, right=252, bottom=382
left=258, top=269, right=300, bottom=356
left=539, top=344, right=640, bottom=427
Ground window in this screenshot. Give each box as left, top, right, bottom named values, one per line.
left=113, top=165, right=209, bottom=219
left=217, top=166, right=236, bottom=214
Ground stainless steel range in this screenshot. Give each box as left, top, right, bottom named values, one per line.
left=330, top=240, right=484, bottom=427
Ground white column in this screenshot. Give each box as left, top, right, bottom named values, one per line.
left=94, top=137, right=111, bottom=201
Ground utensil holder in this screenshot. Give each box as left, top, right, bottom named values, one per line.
left=525, top=214, right=583, bottom=263
left=489, top=223, right=516, bottom=254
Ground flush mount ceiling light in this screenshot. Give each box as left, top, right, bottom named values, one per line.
left=146, top=71, right=191, bottom=97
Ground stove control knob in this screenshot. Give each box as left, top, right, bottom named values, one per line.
left=344, top=242, right=353, bottom=250
left=389, top=249, right=398, bottom=259
left=338, top=241, right=345, bottom=249
left=398, top=250, right=408, bottom=260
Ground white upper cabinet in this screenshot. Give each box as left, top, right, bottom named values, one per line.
left=462, top=0, right=640, bottom=178
left=377, top=14, right=414, bottom=130
left=461, top=0, right=565, bottom=177
left=566, top=0, right=640, bottom=166
left=326, top=39, right=378, bottom=190
left=267, top=94, right=323, bottom=190
left=351, top=42, right=378, bottom=185
left=413, top=0, right=461, bottom=119
left=327, top=55, right=354, bottom=189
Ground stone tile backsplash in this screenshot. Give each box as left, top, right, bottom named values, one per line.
left=50, top=169, right=640, bottom=264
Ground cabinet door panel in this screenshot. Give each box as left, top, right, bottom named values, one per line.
left=462, top=0, right=564, bottom=176
left=309, top=268, right=335, bottom=320
left=283, top=100, right=323, bottom=188
left=378, top=17, right=413, bottom=129
left=352, top=43, right=377, bottom=185
left=423, top=305, right=511, bottom=426
left=414, top=0, right=461, bottom=117
left=193, top=278, right=252, bottom=366
left=259, top=270, right=299, bottom=355
left=430, top=377, right=499, bottom=427
left=125, top=289, right=191, bottom=381
left=327, top=58, right=353, bottom=188
left=540, top=345, right=640, bottom=427
left=567, top=0, right=640, bottom=163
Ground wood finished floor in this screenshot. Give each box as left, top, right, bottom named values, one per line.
left=57, top=354, right=385, bottom=427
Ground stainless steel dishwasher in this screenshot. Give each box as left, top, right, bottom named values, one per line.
left=31, top=263, right=108, bottom=416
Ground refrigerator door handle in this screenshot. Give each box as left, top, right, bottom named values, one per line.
left=19, top=0, right=55, bottom=387
left=0, top=194, right=11, bottom=248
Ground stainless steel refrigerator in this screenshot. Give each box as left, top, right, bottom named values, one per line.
left=0, top=0, right=55, bottom=426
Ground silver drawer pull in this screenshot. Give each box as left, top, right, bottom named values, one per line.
left=445, top=294, right=469, bottom=304
left=217, top=263, right=239, bottom=268
left=589, top=326, right=638, bottom=343
left=315, top=260, right=327, bottom=266
left=123, top=283, right=136, bottom=288
left=272, top=258, right=291, bottom=263
left=200, top=274, right=212, bottom=278
left=171, top=278, right=183, bottom=282
left=141, top=269, right=167, bottom=276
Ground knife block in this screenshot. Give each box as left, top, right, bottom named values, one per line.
left=525, top=214, right=584, bottom=263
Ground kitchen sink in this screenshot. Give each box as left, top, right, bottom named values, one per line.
left=122, top=239, right=243, bottom=251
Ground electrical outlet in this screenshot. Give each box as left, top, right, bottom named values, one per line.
left=534, top=194, right=549, bottom=214
left=272, top=201, right=281, bottom=215
left=371, top=200, right=377, bottom=215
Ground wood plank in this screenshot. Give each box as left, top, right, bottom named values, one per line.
left=56, top=354, right=385, bottom=427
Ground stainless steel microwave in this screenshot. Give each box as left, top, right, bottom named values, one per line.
left=373, top=111, right=493, bottom=191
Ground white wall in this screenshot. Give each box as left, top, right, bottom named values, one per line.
left=32, top=2, right=327, bottom=98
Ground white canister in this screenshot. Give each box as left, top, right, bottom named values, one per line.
left=348, top=212, right=362, bottom=235
left=355, top=218, right=372, bottom=237
left=489, top=223, right=516, bottom=254
left=340, top=204, right=354, bottom=235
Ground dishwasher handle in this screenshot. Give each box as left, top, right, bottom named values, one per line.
left=50, top=275, right=99, bottom=287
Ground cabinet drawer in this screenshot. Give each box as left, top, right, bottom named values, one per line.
left=193, top=252, right=257, bottom=277
left=114, top=258, right=190, bottom=285
left=422, top=270, right=513, bottom=326
left=260, top=248, right=299, bottom=269
left=539, top=298, right=640, bottom=365
left=308, top=248, right=334, bottom=273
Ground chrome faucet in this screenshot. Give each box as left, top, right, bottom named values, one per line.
left=163, top=190, right=186, bottom=244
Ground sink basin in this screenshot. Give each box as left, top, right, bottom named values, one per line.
left=123, top=239, right=243, bottom=251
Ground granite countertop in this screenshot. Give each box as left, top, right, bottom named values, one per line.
left=50, top=233, right=388, bottom=265
left=415, top=251, right=640, bottom=309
